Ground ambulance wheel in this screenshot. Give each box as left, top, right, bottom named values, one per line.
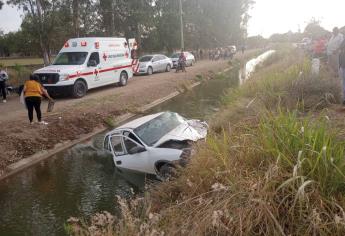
left=72, top=80, right=87, bottom=98
left=166, top=64, right=171, bottom=72
left=118, top=71, right=128, bottom=86
left=147, top=66, right=153, bottom=75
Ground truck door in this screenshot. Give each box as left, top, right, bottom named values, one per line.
left=86, top=52, right=102, bottom=87
left=110, top=134, right=151, bottom=173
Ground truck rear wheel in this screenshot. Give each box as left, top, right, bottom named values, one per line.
left=118, top=71, right=128, bottom=86
left=72, top=80, right=87, bottom=98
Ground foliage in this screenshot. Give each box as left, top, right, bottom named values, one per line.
left=304, top=18, right=330, bottom=39
left=1, top=0, right=254, bottom=58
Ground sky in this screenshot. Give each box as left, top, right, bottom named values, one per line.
left=1, top=1, right=345, bottom=38
left=248, top=0, right=345, bottom=37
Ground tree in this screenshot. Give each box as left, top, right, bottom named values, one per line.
left=304, top=18, right=330, bottom=39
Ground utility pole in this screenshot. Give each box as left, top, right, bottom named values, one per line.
left=179, top=0, right=184, bottom=50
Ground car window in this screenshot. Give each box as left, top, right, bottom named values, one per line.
left=139, top=56, right=153, bottom=62
left=53, top=52, right=88, bottom=65
left=111, top=136, right=125, bottom=156
left=104, top=135, right=110, bottom=150
left=134, top=112, right=186, bottom=146
left=152, top=56, right=159, bottom=62
left=158, top=55, right=166, bottom=60
left=123, top=137, right=140, bottom=154
left=88, top=52, right=100, bottom=65
left=123, top=131, right=143, bottom=146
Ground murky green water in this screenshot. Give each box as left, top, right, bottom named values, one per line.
left=0, top=68, right=239, bottom=236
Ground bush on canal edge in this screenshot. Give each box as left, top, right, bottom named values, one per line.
left=68, top=47, right=345, bottom=235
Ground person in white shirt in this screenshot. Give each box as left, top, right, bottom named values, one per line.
left=327, top=27, right=344, bottom=76
left=0, top=65, right=9, bottom=103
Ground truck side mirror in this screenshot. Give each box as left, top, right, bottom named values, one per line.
left=87, top=60, right=97, bottom=67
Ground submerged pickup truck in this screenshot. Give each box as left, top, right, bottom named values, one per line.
left=103, top=111, right=208, bottom=179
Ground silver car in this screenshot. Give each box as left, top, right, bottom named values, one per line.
left=171, top=52, right=195, bottom=68
left=136, top=54, right=173, bottom=75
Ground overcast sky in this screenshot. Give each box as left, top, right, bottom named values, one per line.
left=1, top=1, right=345, bottom=38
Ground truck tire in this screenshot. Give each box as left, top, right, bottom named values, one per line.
left=158, top=163, right=176, bottom=181
left=118, top=71, right=128, bottom=86
left=72, top=80, right=87, bottom=98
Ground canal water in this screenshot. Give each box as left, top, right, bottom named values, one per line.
left=0, top=68, right=240, bottom=236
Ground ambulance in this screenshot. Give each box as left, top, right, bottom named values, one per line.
left=33, top=37, right=138, bottom=98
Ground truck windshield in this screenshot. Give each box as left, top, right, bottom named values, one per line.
left=139, top=56, right=153, bottom=62
left=171, top=53, right=179, bottom=58
left=134, top=112, right=185, bottom=146
left=53, top=52, right=88, bottom=65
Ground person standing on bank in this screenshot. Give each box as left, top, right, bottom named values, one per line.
left=23, top=74, right=53, bottom=125
left=327, top=27, right=344, bottom=76
left=0, top=66, right=9, bottom=103
left=339, top=41, right=345, bottom=105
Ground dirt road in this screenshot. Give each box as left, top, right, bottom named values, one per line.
left=0, top=59, right=234, bottom=176
left=1, top=60, right=227, bottom=122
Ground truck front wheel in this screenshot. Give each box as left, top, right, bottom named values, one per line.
left=72, top=80, right=87, bottom=98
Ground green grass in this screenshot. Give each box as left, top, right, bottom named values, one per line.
left=0, top=57, right=44, bottom=67
left=67, top=47, right=345, bottom=235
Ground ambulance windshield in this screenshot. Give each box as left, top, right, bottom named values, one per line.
left=53, top=52, right=88, bottom=65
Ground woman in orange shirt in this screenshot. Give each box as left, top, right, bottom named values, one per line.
left=23, top=74, right=52, bottom=124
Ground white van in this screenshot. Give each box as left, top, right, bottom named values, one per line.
left=34, top=37, right=136, bottom=98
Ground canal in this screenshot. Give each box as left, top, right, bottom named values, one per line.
left=0, top=64, right=242, bottom=235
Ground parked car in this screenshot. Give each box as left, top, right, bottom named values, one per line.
left=136, top=54, right=173, bottom=75
left=171, top=52, right=195, bottom=68
left=103, top=111, right=208, bottom=179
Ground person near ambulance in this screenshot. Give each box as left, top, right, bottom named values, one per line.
left=23, top=74, right=53, bottom=125
left=0, top=65, right=9, bottom=103
left=327, top=27, right=344, bottom=76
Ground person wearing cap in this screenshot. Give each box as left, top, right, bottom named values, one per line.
left=327, top=27, right=344, bottom=76
left=0, top=65, right=8, bottom=103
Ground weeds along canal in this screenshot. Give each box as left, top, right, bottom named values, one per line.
left=0, top=65, right=241, bottom=236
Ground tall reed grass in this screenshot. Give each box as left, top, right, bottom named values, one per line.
left=68, top=47, right=345, bottom=236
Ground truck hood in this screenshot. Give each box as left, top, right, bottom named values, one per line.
left=34, top=65, right=84, bottom=74
left=153, top=120, right=208, bottom=147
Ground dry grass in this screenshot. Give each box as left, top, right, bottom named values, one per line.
left=68, top=48, right=345, bottom=236
left=0, top=57, right=44, bottom=67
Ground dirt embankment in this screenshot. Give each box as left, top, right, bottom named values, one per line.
left=0, top=58, right=241, bottom=176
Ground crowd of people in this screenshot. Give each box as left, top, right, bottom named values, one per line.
left=207, top=47, right=237, bottom=61
left=189, top=46, right=240, bottom=62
